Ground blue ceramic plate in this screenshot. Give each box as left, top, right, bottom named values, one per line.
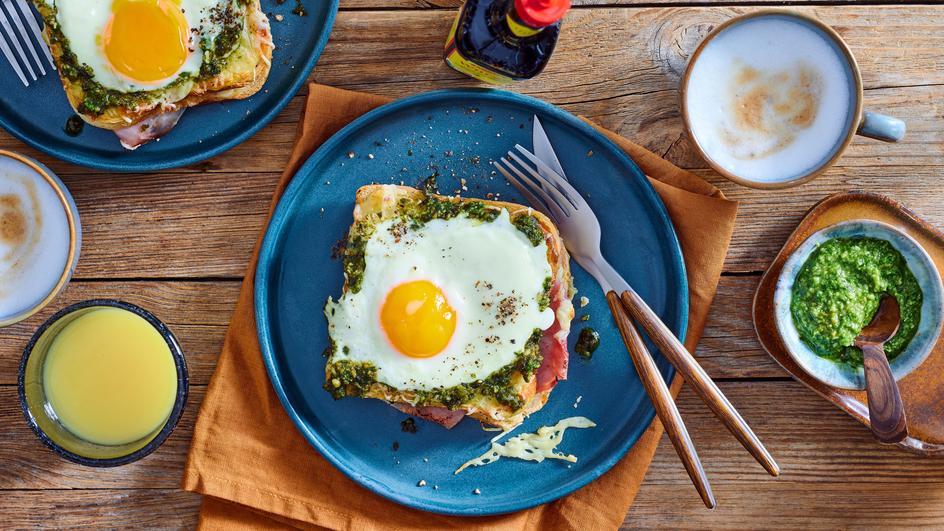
left=255, top=89, right=688, bottom=515
left=0, top=0, right=337, bottom=171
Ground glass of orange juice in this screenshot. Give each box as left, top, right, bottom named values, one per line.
left=19, top=299, right=188, bottom=466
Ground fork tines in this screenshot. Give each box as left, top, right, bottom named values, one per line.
left=493, top=145, right=581, bottom=222
left=0, top=0, right=55, bottom=87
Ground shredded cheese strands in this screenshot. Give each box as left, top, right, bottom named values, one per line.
left=455, top=416, right=596, bottom=474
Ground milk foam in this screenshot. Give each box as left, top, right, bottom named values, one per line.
left=0, top=156, right=72, bottom=321
left=686, top=17, right=854, bottom=183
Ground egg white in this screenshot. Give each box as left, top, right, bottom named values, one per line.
left=325, top=209, right=555, bottom=391
left=45, top=0, right=234, bottom=91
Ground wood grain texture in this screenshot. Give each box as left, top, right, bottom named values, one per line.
left=1, top=3, right=943, bottom=529
left=0, top=8, right=939, bottom=277
left=7, top=381, right=944, bottom=528
left=606, top=291, right=715, bottom=509
left=625, top=381, right=944, bottom=529
left=0, top=282, right=238, bottom=386
left=693, top=275, right=786, bottom=378
left=620, top=289, right=780, bottom=477
left=0, top=490, right=201, bottom=530
left=861, top=342, right=909, bottom=443
left=1, top=388, right=203, bottom=489
left=64, top=171, right=277, bottom=278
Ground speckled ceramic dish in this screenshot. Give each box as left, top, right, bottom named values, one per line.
left=774, top=220, right=944, bottom=390
left=18, top=299, right=188, bottom=466
left=755, top=192, right=944, bottom=455
left=0, top=1, right=338, bottom=171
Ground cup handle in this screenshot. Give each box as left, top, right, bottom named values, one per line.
left=857, top=111, right=906, bottom=142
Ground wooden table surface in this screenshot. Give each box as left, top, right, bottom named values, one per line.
left=3, top=1, right=944, bottom=528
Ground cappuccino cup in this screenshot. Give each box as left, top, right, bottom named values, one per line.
left=680, top=10, right=905, bottom=189
left=0, top=151, right=81, bottom=327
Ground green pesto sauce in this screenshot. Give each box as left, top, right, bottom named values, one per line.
left=324, top=359, right=378, bottom=399
left=324, top=329, right=544, bottom=411
left=341, top=226, right=372, bottom=294
left=42, top=3, right=243, bottom=116
left=537, top=276, right=552, bottom=311
left=512, top=214, right=544, bottom=247
left=199, top=23, right=242, bottom=78
left=399, top=194, right=500, bottom=225
left=791, top=237, right=922, bottom=367
left=575, top=327, right=600, bottom=359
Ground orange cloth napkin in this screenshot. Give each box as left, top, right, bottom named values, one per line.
left=182, top=84, right=739, bottom=530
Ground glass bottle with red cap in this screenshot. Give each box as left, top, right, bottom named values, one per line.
left=444, top=0, right=571, bottom=85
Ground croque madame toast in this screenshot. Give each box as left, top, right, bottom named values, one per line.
left=324, top=184, right=575, bottom=430
left=34, top=0, right=272, bottom=141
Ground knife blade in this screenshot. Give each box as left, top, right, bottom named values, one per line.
left=531, top=117, right=630, bottom=293
left=532, top=115, right=567, bottom=180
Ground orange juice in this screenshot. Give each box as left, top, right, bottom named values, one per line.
left=42, top=307, right=178, bottom=446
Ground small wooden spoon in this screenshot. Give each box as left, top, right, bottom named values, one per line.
left=854, top=294, right=909, bottom=443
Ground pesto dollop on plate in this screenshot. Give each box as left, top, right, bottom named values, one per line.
left=791, top=237, right=923, bottom=367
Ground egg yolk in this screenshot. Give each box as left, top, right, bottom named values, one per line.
left=381, top=280, right=456, bottom=358
left=103, top=0, right=189, bottom=83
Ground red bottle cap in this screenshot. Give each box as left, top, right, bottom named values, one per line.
left=514, top=0, right=571, bottom=28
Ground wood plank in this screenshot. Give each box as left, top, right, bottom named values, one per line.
left=0, top=4, right=940, bottom=529
left=7, top=380, right=944, bottom=530
left=314, top=7, right=944, bottom=112
left=51, top=158, right=944, bottom=279
left=65, top=171, right=277, bottom=279
left=711, top=161, right=944, bottom=273
left=0, top=387, right=203, bottom=490
left=0, top=490, right=201, bottom=530
left=625, top=381, right=944, bottom=529
left=0, top=8, right=938, bottom=277
left=2, top=7, right=940, bottom=175
left=0, top=282, right=238, bottom=386
left=693, top=275, right=783, bottom=378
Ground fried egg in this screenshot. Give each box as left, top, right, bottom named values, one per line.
left=45, top=0, right=236, bottom=91
left=325, top=209, right=555, bottom=391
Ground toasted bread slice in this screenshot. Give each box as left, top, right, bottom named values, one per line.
left=326, top=185, right=574, bottom=430
left=35, top=0, right=273, bottom=130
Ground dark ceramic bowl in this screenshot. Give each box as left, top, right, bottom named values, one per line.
left=18, top=299, right=188, bottom=467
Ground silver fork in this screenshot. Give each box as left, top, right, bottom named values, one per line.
left=494, top=144, right=779, bottom=507
left=0, top=0, right=54, bottom=86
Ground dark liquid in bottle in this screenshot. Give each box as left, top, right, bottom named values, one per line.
left=447, top=0, right=561, bottom=82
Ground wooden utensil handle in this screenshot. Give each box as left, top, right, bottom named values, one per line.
left=861, top=343, right=909, bottom=443
left=605, top=291, right=716, bottom=509
left=619, top=289, right=781, bottom=477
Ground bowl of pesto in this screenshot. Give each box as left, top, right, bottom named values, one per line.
left=774, top=220, right=944, bottom=389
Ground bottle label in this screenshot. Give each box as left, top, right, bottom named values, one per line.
left=444, top=11, right=514, bottom=85
left=506, top=13, right=541, bottom=37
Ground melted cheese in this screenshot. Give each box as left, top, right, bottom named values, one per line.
left=455, top=416, right=596, bottom=474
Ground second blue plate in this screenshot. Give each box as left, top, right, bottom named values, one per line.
left=0, top=0, right=337, bottom=171
left=255, top=88, right=688, bottom=515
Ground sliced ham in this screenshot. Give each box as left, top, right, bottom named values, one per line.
left=536, top=278, right=570, bottom=392
left=392, top=403, right=467, bottom=429
left=115, top=108, right=185, bottom=150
